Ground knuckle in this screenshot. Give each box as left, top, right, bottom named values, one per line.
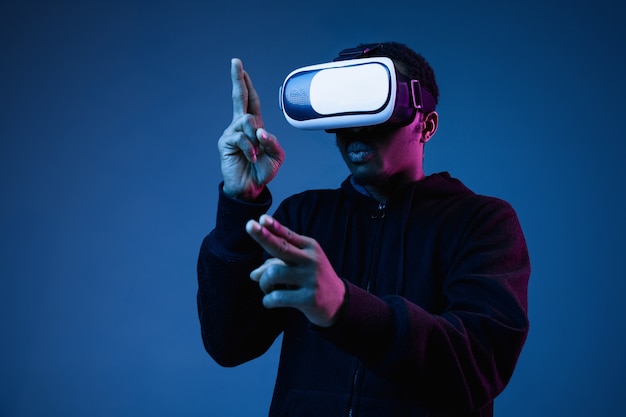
left=259, top=275, right=275, bottom=294
left=278, top=239, right=289, bottom=254
left=265, top=263, right=281, bottom=280
left=232, top=131, right=248, bottom=145
left=241, top=113, right=254, bottom=124
left=263, top=263, right=287, bottom=288
left=231, top=88, right=244, bottom=100
left=301, top=289, right=315, bottom=306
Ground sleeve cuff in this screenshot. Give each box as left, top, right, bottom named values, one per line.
left=313, top=281, right=395, bottom=361
left=209, top=182, right=272, bottom=258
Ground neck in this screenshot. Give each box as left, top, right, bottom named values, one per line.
left=363, top=170, right=425, bottom=203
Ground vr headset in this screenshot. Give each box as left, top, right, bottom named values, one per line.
left=279, top=49, right=436, bottom=131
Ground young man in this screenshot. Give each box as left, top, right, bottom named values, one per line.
left=197, top=42, right=530, bottom=417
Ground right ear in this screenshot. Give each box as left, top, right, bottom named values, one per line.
left=421, top=111, right=438, bottom=143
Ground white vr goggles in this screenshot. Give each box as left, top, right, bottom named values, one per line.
left=279, top=56, right=436, bottom=131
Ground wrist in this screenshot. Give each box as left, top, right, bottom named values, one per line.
left=318, top=279, right=348, bottom=328
left=331, top=279, right=349, bottom=325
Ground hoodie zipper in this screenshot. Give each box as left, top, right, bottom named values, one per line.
left=347, top=201, right=387, bottom=417
left=347, top=362, right=361, bottom=417
left=371, top=202, right=386, bottom=219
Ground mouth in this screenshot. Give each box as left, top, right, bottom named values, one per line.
left=345, top=141, right=374, bottom=163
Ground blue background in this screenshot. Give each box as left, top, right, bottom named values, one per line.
left=2, top=1, right=625, bottom=416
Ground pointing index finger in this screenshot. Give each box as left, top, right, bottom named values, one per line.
left=231, top=58, right=263, bottom=123
left=259, top=215, right=310, bottom=249
left=246, top=216, right=309, bottom=264
left=231, top=58, right=247, bottom=119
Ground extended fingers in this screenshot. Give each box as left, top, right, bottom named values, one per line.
left=231, top=58, right=247, bottom=119
left=244, top=69, right=262, bottom=118
left=246, top=219, right=293, bottom=261
left=258, top=215, right=309, bottom=249
left=246, top=218, right=310, bottom=264
left=231, top=58, right=262, bottom=122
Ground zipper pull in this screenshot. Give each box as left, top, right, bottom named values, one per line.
left=371, top=202, right=386, bottom=219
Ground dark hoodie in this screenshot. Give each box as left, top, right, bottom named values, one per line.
left=197, top=172, right=530, bottom=417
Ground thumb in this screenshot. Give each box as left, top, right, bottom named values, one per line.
left=256, top=128, right=284, bottom=158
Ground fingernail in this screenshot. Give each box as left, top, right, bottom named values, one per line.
left=246, top=220, right=260, bottom=233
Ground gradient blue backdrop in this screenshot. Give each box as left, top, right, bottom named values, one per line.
left=2, top=1, right=625, bottom=416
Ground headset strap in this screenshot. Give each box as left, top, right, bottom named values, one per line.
left=333, top=43, right=383, bottom=61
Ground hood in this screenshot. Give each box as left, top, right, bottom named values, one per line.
left=341, top=171, right=475, bottom=203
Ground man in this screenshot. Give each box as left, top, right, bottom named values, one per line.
left=197, top=42, right=530, bottom=417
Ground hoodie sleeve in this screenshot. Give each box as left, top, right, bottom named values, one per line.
left=196, top=183, right=284, bottom=367
left=315, top=198, right=530, bottom=412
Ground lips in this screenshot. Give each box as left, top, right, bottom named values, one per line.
left=345, top=141, right=374, bottom=163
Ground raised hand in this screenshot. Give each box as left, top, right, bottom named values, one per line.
left=246, top=214, right=346, bottom=327
left=218, top=58, right=285, bottom=201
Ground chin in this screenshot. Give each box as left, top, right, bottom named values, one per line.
left=351, top=170, right=387, bottom=187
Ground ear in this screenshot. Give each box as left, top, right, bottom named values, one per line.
left=421, top=111, right=438, bottom=143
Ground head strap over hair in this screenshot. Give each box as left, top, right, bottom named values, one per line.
left=334, top=43, right=384, bottom=61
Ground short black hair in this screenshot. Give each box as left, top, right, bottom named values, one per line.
left=352, top=41, right=439, bottom=107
